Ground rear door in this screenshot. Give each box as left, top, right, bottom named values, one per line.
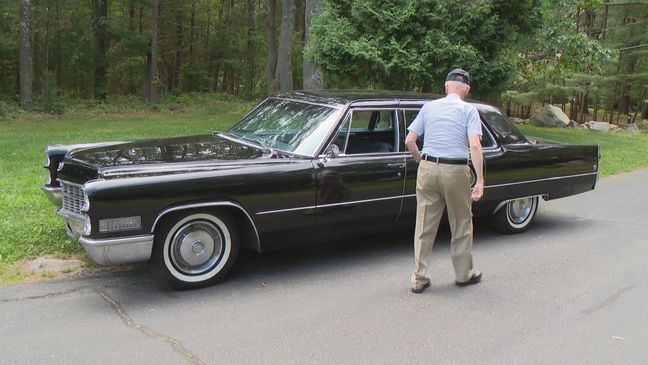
left=398, top=107, right=500, bottom=223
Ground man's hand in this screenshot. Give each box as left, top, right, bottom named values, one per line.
left=471, top=182, right=483, bottom=201
left=469, top=133, right=484, bottom=201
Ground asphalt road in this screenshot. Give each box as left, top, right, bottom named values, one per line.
left=2, top=169, right=647, bottom=365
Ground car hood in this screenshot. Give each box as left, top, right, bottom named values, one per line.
left=59, top=133, right=292, bottom=182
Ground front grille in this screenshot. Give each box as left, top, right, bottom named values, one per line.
left=60, top=181, right=84, bottom=217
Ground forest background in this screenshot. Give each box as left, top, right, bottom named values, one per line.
left=0, top=0, right=647, bottom=124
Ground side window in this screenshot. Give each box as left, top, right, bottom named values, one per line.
left=403, top=109, right=423, bottom=150
left=403, top=110, right=420, bottom=128
left=480, top=110, right=526, bottom=144
left=333, top=110, right=396, bottom=155
left=480, top=122, right=496, bottom=148
left=405, top=109, right=496, bottom=149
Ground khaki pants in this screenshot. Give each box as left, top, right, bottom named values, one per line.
left=411, top=160, right=475, bottom=288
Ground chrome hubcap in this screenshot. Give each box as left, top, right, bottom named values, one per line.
left=170, top=221, right=223, bottom=275
left=507, top=197, right=534, bottom=224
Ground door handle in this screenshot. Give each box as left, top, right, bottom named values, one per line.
left=387, top=163, right=405, bottom=168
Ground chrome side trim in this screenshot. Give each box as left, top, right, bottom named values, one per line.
left=256, top=205, right=317, bottom=215
left=79, top=235, right=154, bottom=265
left=151, top=202, right=261, bottom=252
left=484, top=172, right=599, bottom=189
left=256, top=195, right=405, bottom=215
left=274, top=97, right=344, bottom=109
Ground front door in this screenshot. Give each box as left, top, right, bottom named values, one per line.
left=314, top=108, right=407, bottom=241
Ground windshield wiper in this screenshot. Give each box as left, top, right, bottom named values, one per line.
left=216, top=132, right=273, bottom=154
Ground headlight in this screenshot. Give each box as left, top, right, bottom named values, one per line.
left=83, top=215, right=92, bottom=236
left=81, top=193, right=90, bottom=213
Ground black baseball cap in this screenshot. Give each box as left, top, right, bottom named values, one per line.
left=446, top=68, right=471, bottom=85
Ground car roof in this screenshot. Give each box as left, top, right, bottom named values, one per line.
left=274, top=90, right=498, bottom=112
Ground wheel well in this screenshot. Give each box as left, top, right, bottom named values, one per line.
left=492, top=195, right=545, bottom=214
left=152, top=203, right=260, bottom=252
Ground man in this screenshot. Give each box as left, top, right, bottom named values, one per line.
left=405, top=68, right=484, bottom=294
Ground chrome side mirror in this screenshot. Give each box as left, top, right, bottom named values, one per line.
left=318, top=144, right=340, bottom=166
left=327, top=144, right=340, bottom=158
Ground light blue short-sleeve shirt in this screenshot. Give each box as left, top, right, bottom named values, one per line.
left=408, top=93, right=482, bottom=159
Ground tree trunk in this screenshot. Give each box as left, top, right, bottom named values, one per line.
left=33, top=0, right=41, bottom=97
left=19, top=0, right=34, bottom=111
left=128, top=0, right=135, bottom=32
left=92, top=0, right=109, bottom=101
left=44, top=0, right=51, bottom=98
left=139, top=3, right=144, bottom=35
left=602, top=4, right=609, bottom=40
left=174, top=4, right=183, bottom=93
left=266, top=0, right=277, bottom=95
left=620, top=59, right=635, bottom=116
left=642, top=94, right=648, bottom=120
left=277, top=0, right=294, bottom=92
left=421, top=80, right=432, bottom=93
left=189, top=0, right=196, bottom=62
left=244, top=0, right=256, bottom=99
left=620, top=82, right=631, bottom=116
left=579, top=92, right=589, bottom=123
left=56, top=0, right=62, bottom=94
left=303, top=0, right=323, bottom=89
left=147, top=0, right=160, bottom=105
left=569, top=95, right=577, bottom=121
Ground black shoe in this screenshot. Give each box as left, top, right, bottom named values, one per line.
left=411, top=281, right=431, bottom=294
left=455, top=271, right=482, bottom=287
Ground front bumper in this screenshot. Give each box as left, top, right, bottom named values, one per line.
left=63, top=216, right=153, bottom=265
left=42, top=185, right=63, bottom=206
left=79, top=235, right=154, bottom=265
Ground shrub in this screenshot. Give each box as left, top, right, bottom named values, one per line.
left=37, top=98, right=67, bottom=115
left=180, top=63, right=212, bottom=92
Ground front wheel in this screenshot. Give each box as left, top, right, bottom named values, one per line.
left=153, top=210, right=239, bottom=289
left=490, top=196, right=539, bottom=234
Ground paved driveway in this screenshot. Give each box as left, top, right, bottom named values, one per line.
left=2, top=170, right=647, bottom=364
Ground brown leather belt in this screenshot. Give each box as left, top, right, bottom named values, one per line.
left=422, top=154, right=468, bottom=165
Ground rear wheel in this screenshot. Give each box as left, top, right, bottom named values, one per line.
left=490, top=196, right=539, bottom=234
left=153, top=210, right=239, bottom=289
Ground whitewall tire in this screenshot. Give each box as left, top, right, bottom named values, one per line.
left=154, top=210, right=239, bottom=288
left=490, top=196, right=539, bottom=234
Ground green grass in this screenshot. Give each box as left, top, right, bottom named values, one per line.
left=1, top=99, right=647, bottom=282
left=0, top=96, right=254, bottom=278
left=518, top=125, right=648, bottom=177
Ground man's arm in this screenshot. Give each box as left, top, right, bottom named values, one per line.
left=405, top=131, right=422, bottom=162
left=469, top=134, right=484, bottom=201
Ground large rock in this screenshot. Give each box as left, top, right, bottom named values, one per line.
left=528, top=105, right=570, bottom=128
left=585, top=121, right=613, bottom=132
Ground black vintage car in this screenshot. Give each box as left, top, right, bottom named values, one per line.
left=42, top=91, right=600, bottom=288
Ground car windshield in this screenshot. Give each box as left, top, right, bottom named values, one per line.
left=227, top=98, right=341, bottom=156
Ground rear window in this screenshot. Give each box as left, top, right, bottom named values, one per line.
left=480, top=110, right=527, bottom=144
